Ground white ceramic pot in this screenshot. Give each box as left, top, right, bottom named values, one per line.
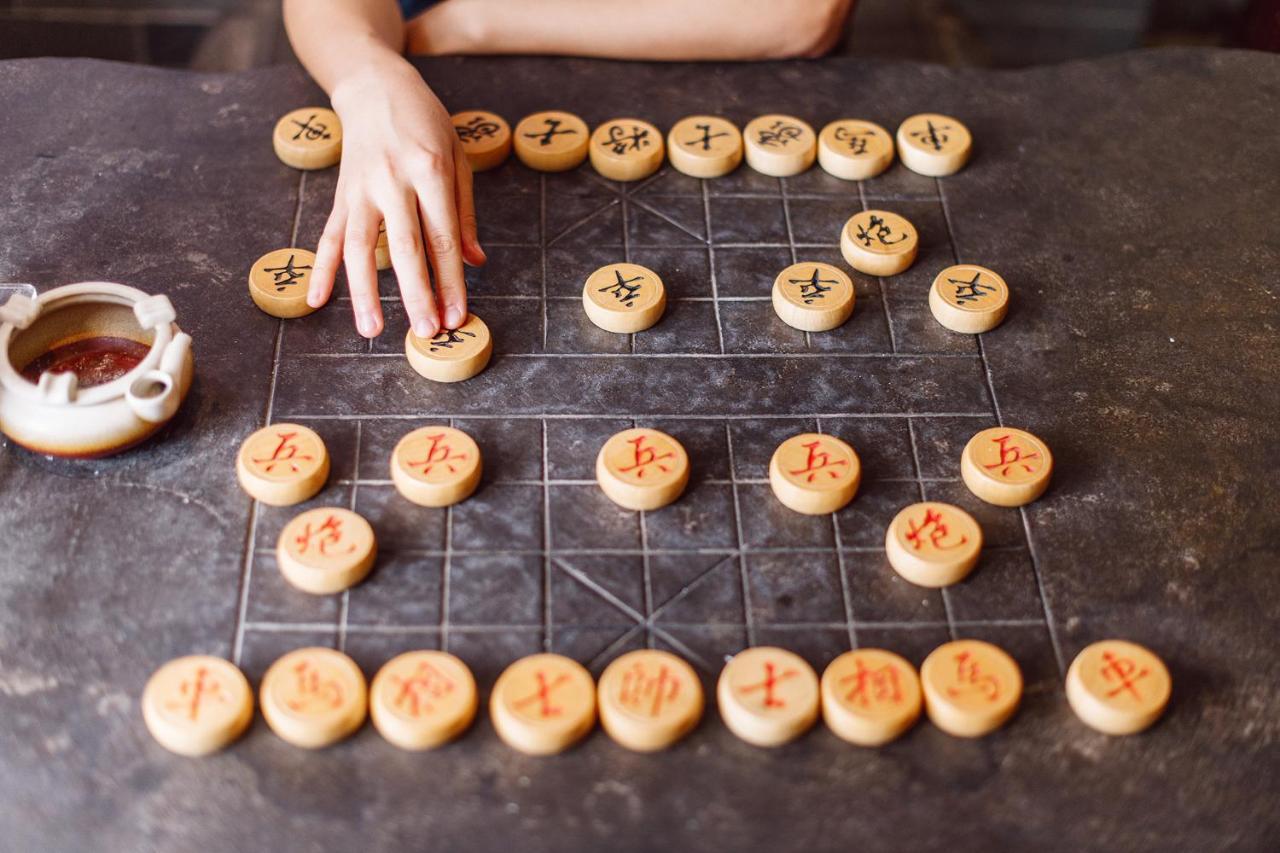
left=0, top=282, right=194, bottom=458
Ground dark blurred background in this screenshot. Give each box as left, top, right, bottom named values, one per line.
left=0, top=0, right=1274, bottom=69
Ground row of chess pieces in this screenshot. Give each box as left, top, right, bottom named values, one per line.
left=143, top=633, right=1170, bottom=759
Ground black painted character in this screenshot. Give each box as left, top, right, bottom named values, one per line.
left=834, top=125, right=872, bottom=155
left=598, top=270, right=644, bottom=306
left=262, top=254, right=312, bottom=291
left=854, top=215, right=907, bottom=248
left=602, top=124, right=651, bottom=155
left=428, top=328, right=477, bottom=353
left=290, top=114, right=332, bottom=142
left=756, top=120, right=803, bottom=147
left=684, top=123, right=729, bottom=151
left=909, top=119, right=951, bottom=152
left=948, top=271, right=996, bottom=304
left=523, top=118, right=577, bottom=147
left=789, top=268, right=838, bottom=304
left=456, top=115, right=501, bottom=144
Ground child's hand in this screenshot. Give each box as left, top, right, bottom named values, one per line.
left=306, top=54, right=485, bottom=340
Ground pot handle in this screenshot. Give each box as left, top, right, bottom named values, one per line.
left=126, top=332, right=191, bottom=423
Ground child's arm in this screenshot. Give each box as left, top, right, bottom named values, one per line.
left=408, top=0, right=854, bottom=60
left=284, top=0, right=484, bottom=340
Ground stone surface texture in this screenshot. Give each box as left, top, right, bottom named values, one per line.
left=0, top=50, right=1277, bottom=852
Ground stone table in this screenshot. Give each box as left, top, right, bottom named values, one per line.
left=0, top=48, right=1277, bottom=852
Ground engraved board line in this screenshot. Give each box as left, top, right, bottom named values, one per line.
left=935, top=176, right=1066, bottom=675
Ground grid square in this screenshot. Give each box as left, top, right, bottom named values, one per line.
left=466, top=244, right=541, bottom=297
left=545, top=418, right=632, bottom=480
left=346, top=551, right=442, bottom=627
left=448, top=553, right=543, bottom=626
left=650, top=553, right=743, bottom=625
left=353, top=485, right=446, bottom=551
left=834, top=478, right=921, bottom=548
left=728, top=417, right=816, bottom=480
left=451, top=483, right=544, bottom=551
left=746, top=551, right=846, bottom=625
left=628, top=196, right=707, bottom=245
left=244, top=551, right=340, bottom=625
left=737, top=483, right=835, bottom=549
left=708, top=196, right=789, bottom=244
left=719, top=300, right=807, bottom=353
left=712, top=246, right=793, bottom=297
left=642, top=481, right=737, bottom=551
left=551, top=553, right=645, bottom=625
left=545, top=298, right=631, bottom=354
left=843, top=549, right=947, bottom=623
left=633, top=299, right=720, bottom=355
left=627, top=246, right=712, bottom=299
left=547, top=484, right=641, bottom=551
left=649, top=417, right=731, bottom=481
left=451, top=417, right=544, bottom=482
left=945, top=549, right=1045, bottom=622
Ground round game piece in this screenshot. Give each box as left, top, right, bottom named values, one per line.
left=929, top=264, right=1009, bottom=334
left=817, top=119, right=895, bottom=181
left=248, top=248, right=319, bottom=319
left=582, top=263, right=667, bottom=334
left=960, top=426, right=1053, bottom=507
left=236, top=422, right=330, bottom=506
left=404, top=313, right=493, bottom=383
left=771, top=261, right=855, bottom=332
left=884, top=501, right=983, bottom=588
left=451, top=109, right=512, bottom=173
left=666, top=115, right=743, bottom=179
left=920, top=639, right=1022, bottom=737
left=896, top=113, right=972, bottom=177
left=743, top=114, right=817, bottom=177
left=141, top=655, right=254, bottom=757
left=717, top=646, right=820, bottom=747
left=597, top=649, right=704, bottom=752
left=369, top=650, right=478, bottom=750
left=1066, top=640, right=1171, bottom=735
left=490, top=653, right=597, bottom=755
left=595, top=427, right=689, bottom=511
left=260, top=647, right=367, bottom=749
left=390, top=425, right=482, bottom=507
left=590, top=118, right=665, bottom=182
left=769, top=432, right=861, bottom=515
left=276, top=506, right=377, bottom=595
left=273, top=107, right=342, bottom=170
left=820, top=649, right=922, bottom=746
left=839, top=210, right=918, bottom=277
left=375, top=222, right=391, bottom=272
left=513, top=110, right=590, bottom=172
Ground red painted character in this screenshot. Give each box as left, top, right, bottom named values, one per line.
left=840, top=658, right=904, bottom=708
left=513, top=671, right=571, bottom=718
left=619, top=663, right=681, bottom=717
left=738, top=661, right=798, bottom=709
left=945, top=651, right=1000, bottom=702
left=983, top=434, right=1041, bottom=477
left=165, top=666, right=227, bottom=721
left=408, top=432, right=468, bottom=477
left=294, top=514, right=357, bottom=557
left=788, top=440, right=849, bottom=483
left=391, top=661, right=456, bottom=717
left=286, top=660, right=344, bottom=712
left=618, top=434, right=674, bottom=479
left=905, top=507, right=967, bottom=551
left=252, top=430, right=313, bottom=474
left=1101, top=650, right=1150, bottom=701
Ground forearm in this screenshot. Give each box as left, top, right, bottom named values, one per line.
left=411, top=0, right=853, bottom=61
left=284, top=0, right=409, bottom=95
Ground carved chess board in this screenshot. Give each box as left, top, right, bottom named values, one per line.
left=232, top=141, right=1062, bottom=690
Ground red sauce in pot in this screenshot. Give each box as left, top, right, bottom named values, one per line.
left=20, top=336, right=151, bottom=388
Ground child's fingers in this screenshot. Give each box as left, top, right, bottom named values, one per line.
left=414, top=172, right=468, bottom=331
left=380, top=190, right=439, bottom=340
left=343, top=203, right=384, bottom=339
left=453, top=144, right=485, bottom=267
left=308, top=200, right=347, bottom=308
